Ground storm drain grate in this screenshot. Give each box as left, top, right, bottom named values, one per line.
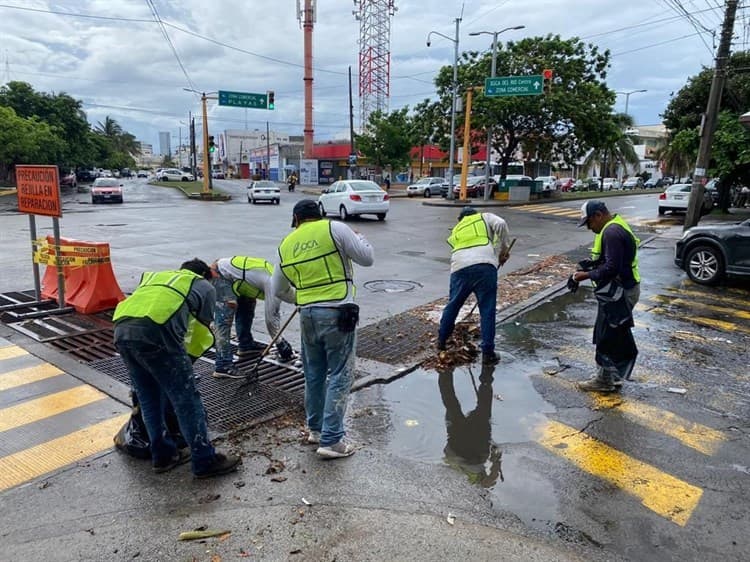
left=357, top=310, right=438, bottom=364
left=0, top=290, right=59, bottom=322
left=89, top=355, right=304, bottom=432
left=48, top=330, right=118, bottom=361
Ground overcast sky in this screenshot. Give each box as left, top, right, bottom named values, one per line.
left=1, top=0, right=744, bottom=153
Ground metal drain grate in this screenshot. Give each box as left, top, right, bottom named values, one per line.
left=48, top=330, right=118, bottom=361
left=0, top=290, right=59, bottom=322
left=357, top=310, right=438, bottom=364
left=89, top=355, right=303, bottom=432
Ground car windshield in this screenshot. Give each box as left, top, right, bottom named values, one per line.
left=668, top=184, right=691, bottom=192
left=94, top=179, right=119, bottom=187
left=415, top=178, right=431, bottom=185
left=253, top=181, right=275, bottom=188
left=349, top=181, right=382, bottom=192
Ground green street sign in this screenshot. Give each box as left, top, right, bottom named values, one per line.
left=218, top=90, right=268, bottom=109
left=484, top=75, right=543, bottom=97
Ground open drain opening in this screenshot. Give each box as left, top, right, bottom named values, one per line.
left=363, top=280, right=422, bottom=293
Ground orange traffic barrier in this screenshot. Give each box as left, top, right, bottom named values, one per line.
left=39, top=236, right=125, bottom=314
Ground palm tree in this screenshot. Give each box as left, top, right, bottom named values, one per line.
left=582, top=113, right=640, bottom=179
left=653, top=130, right=695, bottom=180
left=94, top=116, right=123, bottom=138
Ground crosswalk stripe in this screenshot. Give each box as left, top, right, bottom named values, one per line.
left=0, top=364, right=64, bottom=392
left=591, top=394, right=726, bottom=455
left=0, top=413, right=130, bottom=492
left=650, top=309, right=750, bottom=334
left=0, top=346, right=28, bottom=361
left=649, top=295, right=750, bottom=321
left=663, top=287, right=750, bottom=311
left=0, top=385, right=107, bottom=433
left=538, top=420, right=703, bottom=526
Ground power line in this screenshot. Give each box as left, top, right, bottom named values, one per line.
left=145, top=0, right=196, bottom=93
left=611, top=31, right=705, bottom=56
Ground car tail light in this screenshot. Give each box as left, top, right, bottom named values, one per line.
left=659, top=193, right=666, bottom=200
left=349, top=194, right=361, bottom=201
left=383, top=194, right=390, bottom=201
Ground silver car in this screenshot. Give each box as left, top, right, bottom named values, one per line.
left=247, top=180, right=280, bottom=204
left=406, top=177, right=444, bottom=198
left=318, top=179, right=389, bottom=221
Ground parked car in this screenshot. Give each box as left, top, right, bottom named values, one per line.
left=76, top=169, right=97, bottom=183
left=406, top=177, right=444, bottom=198
left=644, top=177, right=664, bottom=189
left=704, top=179, right=721, bottom=207
left=602, top=178, right=621, bottom=191
left=100, top=169, right=113, bottom=178
left=622, top=177, right=644, bottom=190
left=91, top=178, right=123, bottom=204
left=120, top=168, right=133, bottom=178
left=493, top=174, right=533, bottom=183
left=136, top=170, right=150, bottom=178
left=574, top=178, right=599, bottom=191
left=158, top=168, right=194, bottom=182
left=557, top=177, right=575, bottom=192
left=535, top=176, right=558, bottom=191
left=452, top=176, right=498, bottom=198
left=59, top=171, right=77, bottom=189
left=212, top=170, right=226, bottom=180
left=674, top=218, right=750, bottom=285
left=658, top=183, right=713, bottom=215
left=247, top=180, right=280, bottom=204
left=318, top=179, right=389, bottom=221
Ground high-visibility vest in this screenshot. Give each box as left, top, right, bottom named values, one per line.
left=590, top=214, right=641, bottom=283
left=113, top=269, right=214, bottom=358
left=447, top=213, right=492, bottom=251
left=228, top=256, right=273, bottom=299
left=278, top=220, right=350, bottom=305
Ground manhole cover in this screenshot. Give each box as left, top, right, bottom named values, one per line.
left=363, top=280, right=422, bottom=293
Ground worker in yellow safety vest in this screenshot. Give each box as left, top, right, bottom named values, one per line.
left=113, top=258, right=240, bottom=479
left=273, top=199, right=374, bottom=459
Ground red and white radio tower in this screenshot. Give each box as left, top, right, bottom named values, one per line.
left=353, top=0, right=397, bottom=130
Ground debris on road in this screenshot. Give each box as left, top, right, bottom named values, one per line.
left=667, top=387, right=688, bottom=395
left=446, top=513, right=456, bottom=525
left=178, top=529, right=231, bottom=541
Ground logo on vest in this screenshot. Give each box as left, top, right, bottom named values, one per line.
left=293, top=239, right=319, bottom=258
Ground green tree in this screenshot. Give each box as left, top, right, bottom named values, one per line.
left=581, top=113, right=640, bottom=182
left=0, top=106, right=65, bottom=183
left=419, top=34, right=615, bottom=178
left=355, top=108, right=414, bottom=174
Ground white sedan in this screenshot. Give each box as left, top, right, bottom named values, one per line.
left=247, top=180, right=280, bottom=204
left=658, top=183, right=712, bottom=215
left=318, top=179, right=389, bottom=221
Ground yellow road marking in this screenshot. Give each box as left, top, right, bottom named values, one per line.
left=650, top=308, right=750, bottom=334
left=538, top=420, right=703, bottom=526
left=0, top=346, right=28, bottom=361
left=591, top=394, right=726, bottom=455
left=0, top=385, right=107, bottom=433
left=650, top=295, right=750, bottom=320
left=0, top=363, right=63, bottom=392
left=664, top=287, right=750, bottom=311
left=0, top=413, right=130, bottom=492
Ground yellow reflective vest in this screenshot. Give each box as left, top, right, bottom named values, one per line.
left=447, top=213, right=492, bottom=251
left=228, top=256, right=273, bottom=299
left=278, top=220, right=350, bottom=305
left=590, top=214, right=641, bottom=283
left=113, top=269, right=214, bottom=358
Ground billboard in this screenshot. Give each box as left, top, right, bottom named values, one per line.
left=300, top=159, right=318, bottom=185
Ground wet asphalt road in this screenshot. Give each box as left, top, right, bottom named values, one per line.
left=0, top=180, right=748, bottom=560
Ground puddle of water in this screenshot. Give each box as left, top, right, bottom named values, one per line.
left=376, top=358, right=561, bottom=527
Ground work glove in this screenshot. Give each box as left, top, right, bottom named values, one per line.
left=567, top=275, right=580, bottom=294
left=276, top=339, right=294, bottom=362
left=577, top=259, right=597, bottom=272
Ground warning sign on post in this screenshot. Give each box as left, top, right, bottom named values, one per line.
left=15, top=165, right=62, bottom=218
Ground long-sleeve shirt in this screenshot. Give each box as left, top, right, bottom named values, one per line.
left=588, top=224, right=638, bottom=289
left=215, top=257, right=286, bottom=338
left=450, top=213, right=511, bottom=274
left=272, top=220, right=375, bottom=308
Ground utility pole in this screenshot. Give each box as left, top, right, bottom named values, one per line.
left=348, top=65, right=356, bottom=180
left=190, top=114, right=197, bottom=179
left=266, top=121, right=271, bottom=180
left=685, top=0, right=738, bottom=230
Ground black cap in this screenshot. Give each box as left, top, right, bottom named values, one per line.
left=458, top=205, right=478, bottom=221
left=578, top=200, right=609, bottom=227
left=292, top=198, right=321, bottom=227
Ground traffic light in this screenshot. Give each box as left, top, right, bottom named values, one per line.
left=542, top=69, right=553, bottom=95
left=267, top=90, right=275, bottom=110
left=208, top=135, right=216, bottom=153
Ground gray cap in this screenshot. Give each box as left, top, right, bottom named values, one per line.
left=458, top=206, right=478, bottom=220
left=578, top=200, right=608, bottom=227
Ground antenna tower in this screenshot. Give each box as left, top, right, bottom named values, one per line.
left=353, top=0, right=397, bottom=130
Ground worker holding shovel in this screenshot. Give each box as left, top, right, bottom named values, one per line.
left=438, top=206, right=512, bottom=365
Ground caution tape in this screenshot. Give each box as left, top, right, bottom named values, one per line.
left=33, top=252, right=111, bottom=267
left=33, top=239, right=107, bottom=255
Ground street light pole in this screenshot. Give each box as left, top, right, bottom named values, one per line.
left=616, top=89, right=647, bottom=117
left=470, top=25, right=525, bottom=200
left=184, top=88, right=218, bottom=195
left=427, top=18, right=461, bottom=201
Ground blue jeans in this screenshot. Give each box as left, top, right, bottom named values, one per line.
left=213, top=277, right=258, bottom=370
left=299, top=307, right=356, bottom=447
left=439, top=263, right=498, bottom=354
left=115, top=323, right=216, bottom=474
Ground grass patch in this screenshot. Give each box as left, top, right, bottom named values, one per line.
left=148, top=180, right=231, bottom=200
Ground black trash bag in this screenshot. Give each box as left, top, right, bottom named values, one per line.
left=113, top=391, right=187, bottom=459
